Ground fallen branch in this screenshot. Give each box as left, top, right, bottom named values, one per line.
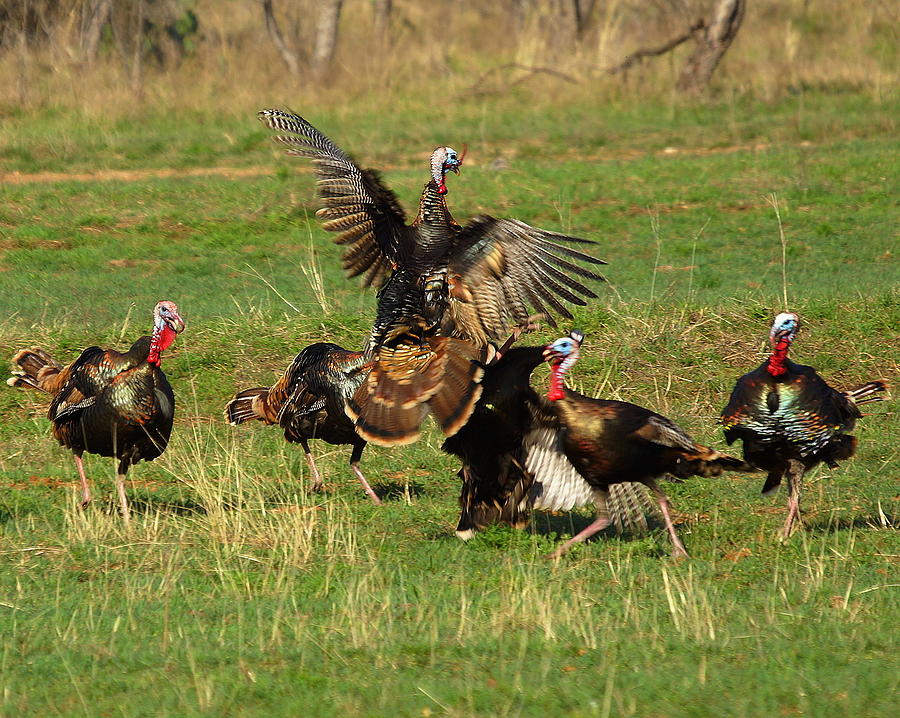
left=604, top=19, right=706, bottom=75
left=464, top=63, right=579, bottom=97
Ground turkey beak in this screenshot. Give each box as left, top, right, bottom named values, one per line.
left=166, top=313, right=186, bottom=333
left=449, top=164, right=460, bottom=175
left=769, top=328, right=791, bottom=348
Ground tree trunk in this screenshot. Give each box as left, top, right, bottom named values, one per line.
left=80, top=0, right=112, bottom=63
left=130, top=0, right=144, bottom=94
left=16, top=1, right=30, bottom=105
left=261, top=0, right=300, bottom=76
left=510, top=0, right=531, bottom=34
left=573, top=0, right=597, bottom=40
left=374, top=0, right=392, bottom=48
left=311, top=0, right=344, bottom=76
left=676, top=0, right=745, bottom=93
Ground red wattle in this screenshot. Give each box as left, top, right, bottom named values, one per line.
left=147, top=325, right=176, bottom=367
left=157, top=325, right=177, bottom=352
left=766, top=337, right=791, bottom=377
left=548, top=367, right=566, bottom=401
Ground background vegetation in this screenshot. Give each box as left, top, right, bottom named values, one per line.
left=1, top=1, right=898, bottom=716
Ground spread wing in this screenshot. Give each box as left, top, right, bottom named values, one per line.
left=446, top=216, right=606, bottom=344
left=259, top=109, right=413, bottom=287
left=524, top=422, right=597, bottom=512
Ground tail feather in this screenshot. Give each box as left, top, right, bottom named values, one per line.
left=761, top=471, right=783, bottom=496
left=844, top=380, right=888, bottom=406
left=455, top=461, right=533, bottom=540
left=425, top=339, right=485, bottom=439
left=347, top=338, right=485, bottom=447
left=7, top=347, right=64, bottom=394
left=607, top=482, right=659, bottom=534
left=224, top=387, right=274, bottom=425
left=7, top=374, right=42, bottom=391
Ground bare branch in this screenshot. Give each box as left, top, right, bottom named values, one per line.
left=464, top=62, right=580, bottom=97
left=605, top=19, right=706, bottom=75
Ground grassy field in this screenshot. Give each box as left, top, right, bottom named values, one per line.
left=0, top=89, right=898, bottom=716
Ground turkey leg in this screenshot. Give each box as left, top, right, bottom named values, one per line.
left=648, top=480, right=689, bottom=559
left=781, top=459, right=805, bottom=538
left=73, top=453, right=91, bottom=508
left=299, top=438, right=324, bottom=491
left=546, top=490, right=612, bottom=559
left=350, top=443, right=381, bottom=505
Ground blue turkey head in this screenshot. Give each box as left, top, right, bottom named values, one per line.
left=431, top=146, right=463, bottom=194
left=769, top=312, right=799, bottom=346
left=154, top=300, right=186, bottom=334
left=544, top=330, right=584, bottom=363
left=544, top=330, right=584, bottom=400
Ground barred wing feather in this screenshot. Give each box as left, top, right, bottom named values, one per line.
left=258, top=109, right=412, bottom=287
left=447, top=216, right=606, bottom=343
left=523, top=410, right=657, bottom=533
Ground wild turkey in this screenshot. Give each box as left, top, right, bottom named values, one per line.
left=224, top=342, right=381, bottom=504
left=443, top=324, right=658, bottom=543
left=720, top=312, right=887, bottom=537
left=258, top=109, right=606, bottom=446
left=7, top=301, right=186, bottom=523
left=528, top=330, right=748, bottom=559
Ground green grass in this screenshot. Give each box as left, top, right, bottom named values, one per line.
left=0, top=91, right=898, bottom=717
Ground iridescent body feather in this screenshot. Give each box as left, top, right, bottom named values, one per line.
left=534, top=332, right=749, bottom=558
left=443, top=343, right=665, bottom=545
left=224, top=343, right=381, bottom=504
left=7, top=301, right=185, bottom=522
left=720, top=313, right=887, bottom=537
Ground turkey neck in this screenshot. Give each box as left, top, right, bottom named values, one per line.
left=414, top=180, right=457, bottom=265
left=766, top=336, right=792, bottom=377
left=481, top=346, right=545, bottom=400
left=147, top=324, right=176, bottom=367
left=548, top=352, right=580, bottom=402
left=412, top=180, right=459, bottom=327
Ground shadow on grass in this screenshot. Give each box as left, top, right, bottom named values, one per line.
left=127, top=494, right=208, bottom=517
left=803, top=511, right=896, bottom=534
left=531, top=510, right=664, bottom=540
left=425, top=510, right=669, bottom=556
left=375, top=480, right=426, bottom=502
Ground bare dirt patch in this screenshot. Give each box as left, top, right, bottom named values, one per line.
left=1, top=166, right=283, bottom=185
left=1, top=141, right=801, bottom=186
